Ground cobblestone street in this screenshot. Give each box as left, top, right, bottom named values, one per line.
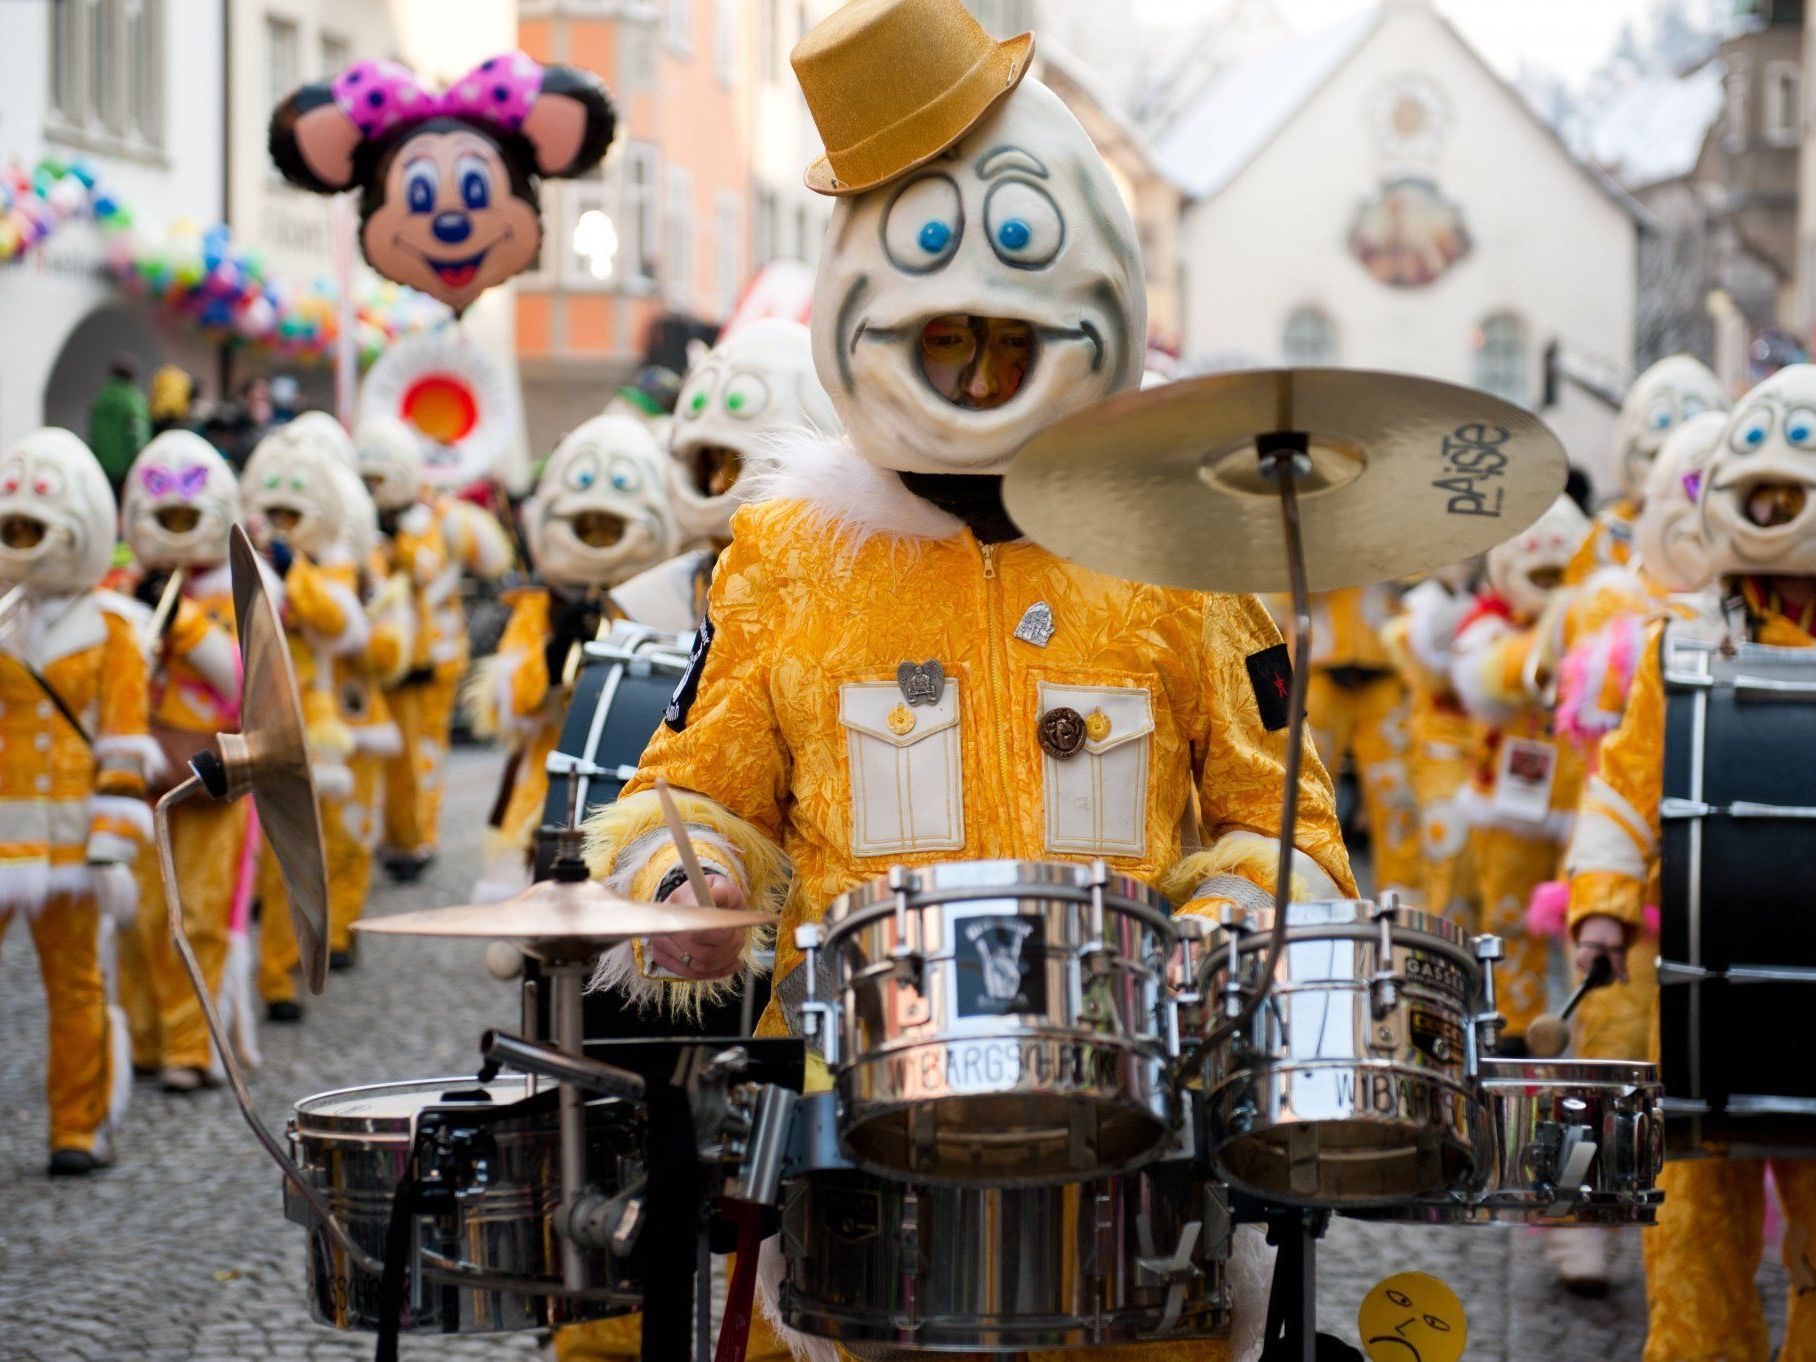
left=0, top=748, right=1791, bottom=1360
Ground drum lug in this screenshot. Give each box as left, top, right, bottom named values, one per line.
left=1368, top=894, right=1404, bottom=1021
left=794, top=924, right=841, bottom=1066
left=1168, top=918, right=1208, bottom=1059
left=1471, top=933, right=1508, bottom=1060
left=886, top=867, right=930, bottom=1024
left=892, top=1190, right=925, bottom=1332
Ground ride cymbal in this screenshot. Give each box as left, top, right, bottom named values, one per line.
left=355, top=878, right=774, bottom=947
left=1003, top=368, right=1567, bottom=595
left=227, top=525, right=332, bottom=994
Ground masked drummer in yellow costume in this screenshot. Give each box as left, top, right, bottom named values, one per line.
left=116, top=431, right=252, bottom=1092
left=355, top=414, right=514, bottom=881
left=578, top=5, right=1353, bottom=1359
left=1569, top=363, right=1816, bottom=1361
left=0, top=428, right=157, bottom=1175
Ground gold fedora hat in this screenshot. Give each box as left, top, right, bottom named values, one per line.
left=792, top=0, right=1035, bottom=197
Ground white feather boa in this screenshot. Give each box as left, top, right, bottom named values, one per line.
left=741, top=431, right=963, bottom=549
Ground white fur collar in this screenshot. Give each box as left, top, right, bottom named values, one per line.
left=742, top=430, right=963, bottom=547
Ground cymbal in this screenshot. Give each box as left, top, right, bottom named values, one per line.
left=1003, top=368, right=1567, bottom=594
left=355, top=877, right=775, bottom=949
left=228, top=526, right=332, bottom=995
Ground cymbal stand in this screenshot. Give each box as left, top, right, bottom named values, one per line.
left=1258, top=1207, right=1330, bottom=1362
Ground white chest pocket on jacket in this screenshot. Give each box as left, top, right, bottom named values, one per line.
left=839, top=680, right=965, bottom=858
left=1038, top=681, right=1155, bottom=858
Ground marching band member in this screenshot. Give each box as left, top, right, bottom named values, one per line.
left=466, top=414, right=675, bottom=901
left=1568, top=364, right=1816, bottom=1359
left=579, top=4, right=1352, bottom=1357
left=1449, top=495, right=1590, bottom=1046
left=1565, top=354, right=1726, bottom=585
left=0, top=428, right=157, bottom=1174
left=612, top=318, right=841, bottom=633
left=115, top=431, right=252, bottom=1092
left=242, top=415, right=396, bottom=1015
left=355, top=414, right=513, bottom=881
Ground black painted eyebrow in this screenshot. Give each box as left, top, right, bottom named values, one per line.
left=975, top=146, right=1048, bottom=180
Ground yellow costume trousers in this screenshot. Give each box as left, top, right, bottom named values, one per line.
left=1469, top=826, right=1558, bottom=1038
left=1307, top=670, right=1421, bottom=896
left=1644, top=1156, right=1816, bottom=1362
left=382, top=676, right=457, bottom=859
left=1, top=894, right=113, bottom=1151
left=328, top=753, right=383, bottom=953
left=122, top=799, right=247, bottom=1070
left=257, top=844, right=298, bottom=1005
left=1408, top=712, right=1477, bottom=921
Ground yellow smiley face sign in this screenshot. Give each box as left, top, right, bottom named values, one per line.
left=1357, top=1272, right=1466, bottom=1362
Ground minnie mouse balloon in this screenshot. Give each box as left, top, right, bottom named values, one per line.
left=269, top=52, right=616, bottom=314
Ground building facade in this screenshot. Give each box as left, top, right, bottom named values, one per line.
left=1155, top=0, right=1641, bottom=492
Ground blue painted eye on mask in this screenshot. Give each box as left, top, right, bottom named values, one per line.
left=997, top=219, right=1031, bottom=251
left=919, top=220, right=953, bottom=254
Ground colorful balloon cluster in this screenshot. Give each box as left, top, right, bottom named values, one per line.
left=3, top=156, right=451, bottom=366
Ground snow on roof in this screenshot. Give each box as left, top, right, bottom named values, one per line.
left=1152, top=9, right=1381, bottom=200
left=1585, top=62, right=1724, bottom=191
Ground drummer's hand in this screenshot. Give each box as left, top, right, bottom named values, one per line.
left=648, top=873, right=747, bottom=980
left=1574, top=914, right=1629, bottom=983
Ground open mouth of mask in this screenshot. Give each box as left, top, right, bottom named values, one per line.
left=918, top=315, right=1037, bottom=412
left=1, top=515, right=47, bottom=550
left=570, top=510, right=627, bottom=549
left=266, top=506, right=303, bottom=535
left=1526, top=565, right=1563, bottom=593
left=155, top=506, right=202, bottom=535
left=691, top=446, right=743, bottom=499
left=1743, top=481, right=1808, bottom=529
left=362, top=474, right=388, bottom=497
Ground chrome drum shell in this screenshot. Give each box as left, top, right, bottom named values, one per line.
left=1201, top=900, right=1491, bottom=1207
left=822, top=860, right=1177, bottom=1185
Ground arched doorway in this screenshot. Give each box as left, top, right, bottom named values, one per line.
left=40, top=303, right=165, bottom=434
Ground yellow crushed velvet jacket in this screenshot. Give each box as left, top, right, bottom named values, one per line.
left=586, top=495, right=1355, bottom=1014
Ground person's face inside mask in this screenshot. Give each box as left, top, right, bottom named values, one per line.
left=919, top=315, right=1035, bottom=411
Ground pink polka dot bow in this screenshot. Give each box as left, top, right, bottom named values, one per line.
left=330, top=52, right=545, bottom=142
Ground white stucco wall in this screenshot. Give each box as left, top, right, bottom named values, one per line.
left=1175, top=6, right=1638, bottom=497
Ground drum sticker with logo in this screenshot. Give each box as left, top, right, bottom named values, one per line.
left=1491, top=735, right=1556, bottom=823
left=955, top=915, right=1048, bottom=1018
left=1245, top=643, right=1293, bottom=731
left=663, top=615, right=714, bottom=731
left=1409, top=1009, right=1464, bottom=1065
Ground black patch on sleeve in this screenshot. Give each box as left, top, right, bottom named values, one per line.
left=664, top=614, right=715, bottom=731
left=1245, top=643, right=1293, bottom=732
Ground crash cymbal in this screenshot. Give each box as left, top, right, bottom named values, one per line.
left=1003, top=368, right=1566, bottom=594
left=355, top=878, right=774, bottom=948
left=228, top=525, right=332, bottom=994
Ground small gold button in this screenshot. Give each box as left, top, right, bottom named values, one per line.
left=887, top=703, right=916, bottom=736
left=1084, top=709, right=1111, bottom=743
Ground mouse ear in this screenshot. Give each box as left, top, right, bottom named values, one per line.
left=520, top=64, right=617, bottom=179
left=269, top=82, right=364, bottom=194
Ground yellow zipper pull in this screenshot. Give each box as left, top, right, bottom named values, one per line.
left=981, top=542, right=997, bottom=580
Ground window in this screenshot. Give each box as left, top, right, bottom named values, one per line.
left=665, top=164, right=694, bottom=309
left=715, top=0, right=737, bottom=86
left=266, top=17, right=299, bottom=120
left=668, top=0, right=692, bottom=55
left=969, top=0, right=1029, bottom=35
left=714, top=189, right=742, bottom=317
left=48, top=0, right=164, bottom=149
left=1725, top=62, right=1750, bottom=151
left=759, top=0, right=781, bottom=83
left=565, top=172, right=617, bottom=289
left=320, top=31, right=350, bottom=80
left=1766, top=60, right=1801, bottom=146
left=754, top=186, right=778, bottom=264
left=793, top=202, right=809, bottom=259
left=624, top=143, right=659, bottom=284
left=1283, top=307, right=1338, bottom=366
left=1473, top=313, right=1528, bottom=404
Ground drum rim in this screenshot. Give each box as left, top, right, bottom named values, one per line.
left=1479, top=1057, right=1662, bottom=1088
left=293, top=1074, right=528, bottom=1133
left=1212, top=897, right=1473, bottom=947
left=825, top=859, right=1175, bottom=939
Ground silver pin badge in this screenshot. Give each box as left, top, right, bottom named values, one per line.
left=897, top=659, right=945, bottom=706
left=1014, top=601, right=1055, bottom=648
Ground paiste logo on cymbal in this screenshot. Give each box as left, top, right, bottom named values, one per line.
left=1357, top=1272, right=1466, bottom=1362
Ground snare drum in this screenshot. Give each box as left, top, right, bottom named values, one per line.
left=1201, top=900, right=1491, bottom=1207
left=1355, top=1058, right=1666, bottom=1225
left=285, top=1076, right=644, bottom=1334
left=820, top=860, right=1177, bottom=1185
left=782, top=1161, right=1231, bottom=1352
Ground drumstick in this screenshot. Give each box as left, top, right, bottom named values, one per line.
left=653, top=778, right=717, bottom=909
left=1526, top=953, right=1615, bottom=1058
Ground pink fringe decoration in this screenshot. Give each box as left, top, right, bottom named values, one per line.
left=1557, top=615, right=1644, bottom=749
left=230, top=806, right=261, bottom=935
left=1643, top=903, right=1660, bottom=937
left=1527, top=880, right=1570, bottom=938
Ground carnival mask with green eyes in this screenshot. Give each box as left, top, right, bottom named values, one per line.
left=523, top=414, right=676, bottom=589
left=669, top=318, right=840, bottom=547
left=811, top=78, right=1147, bottom=476
left=1614, top=354, right=1728, bottom=503
left=241, top=415, right=363, bottom=560
left=1702, top=363, right=1816, bottom=577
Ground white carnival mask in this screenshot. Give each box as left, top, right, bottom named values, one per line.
left=1634, top=410, right=1726, bottom=594
left=669, top=318, right=839, bottom=547
left=242, top=415, right=364, bottom=560
left=123, top=431, right=243, bottom=571
left=524, top=415, right=676, bottom=590
left=353, top=414, right=426, bottom=514
left=1701, top=364, right=1816, bottom=578
left=811, top=78, right=1146, bottom=476
left=1614, top=355, right=1727, bottom=502
left=0, top=428, right=117, bottom=594
left=1487, top=494, right=1589, bottom=621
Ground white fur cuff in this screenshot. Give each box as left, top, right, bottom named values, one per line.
left=95, top=735, right=169, bottom=783
left=90, top=795, right=154, bottom=840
